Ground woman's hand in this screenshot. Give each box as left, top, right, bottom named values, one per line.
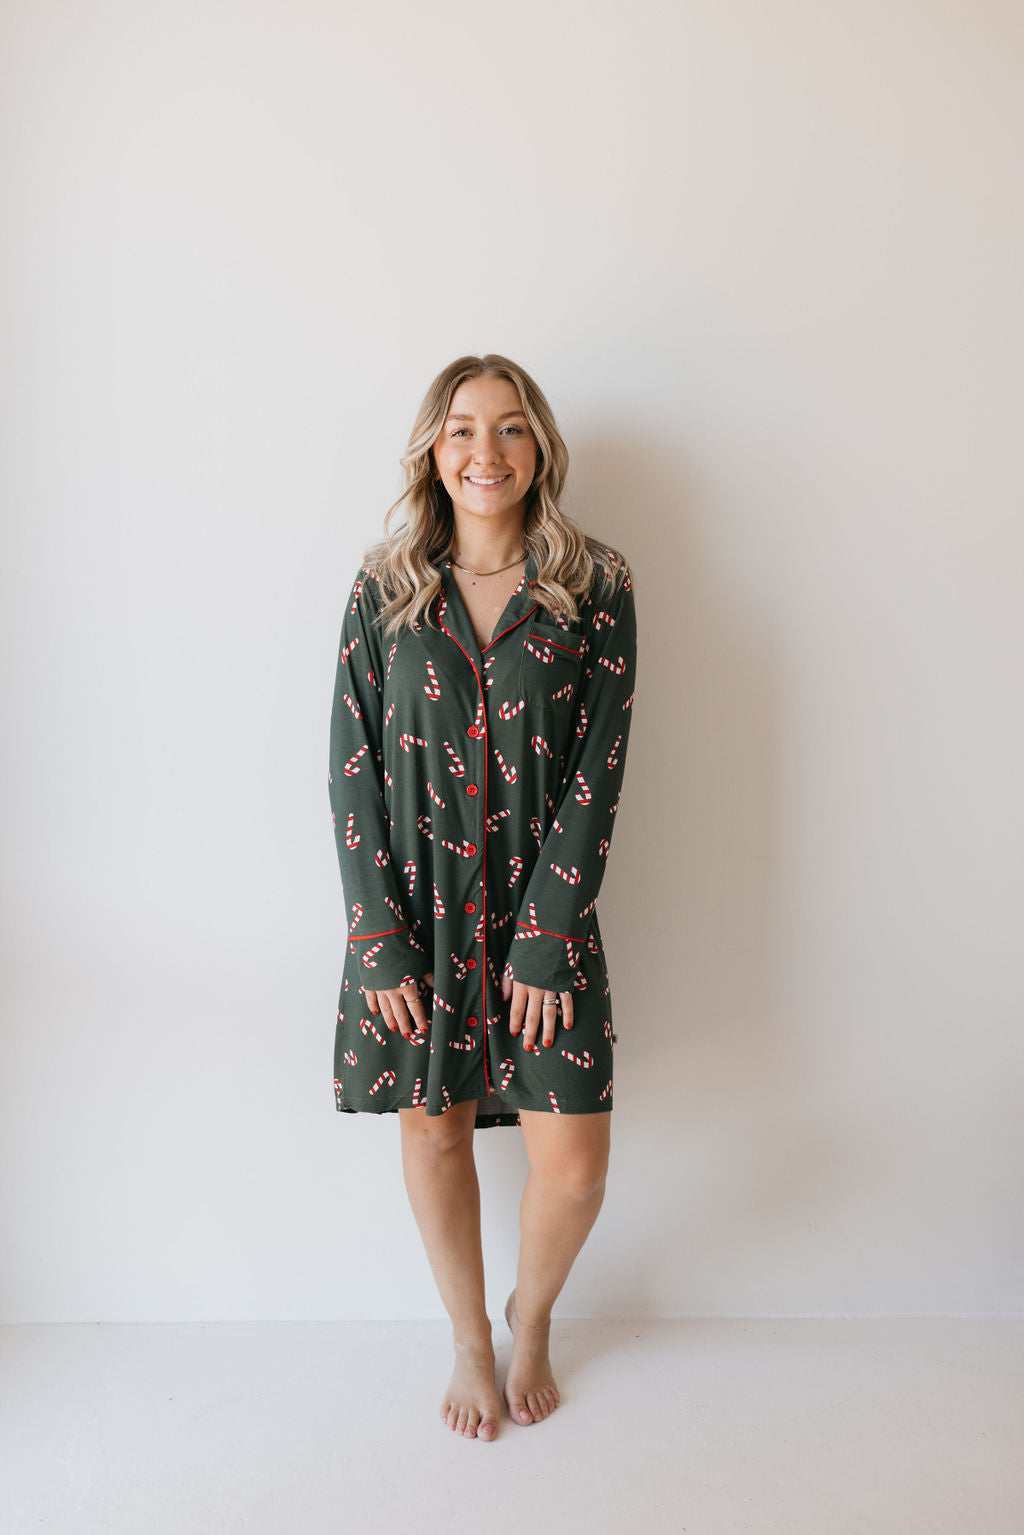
left=501, top=974, right=574, bottom=1051
left=364, top=972, right=434, bottom=1039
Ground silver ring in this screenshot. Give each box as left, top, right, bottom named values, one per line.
left=542, top=998, right=559, bottom=1008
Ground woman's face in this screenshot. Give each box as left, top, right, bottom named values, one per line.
left=432, top=375, right=539, bottom=529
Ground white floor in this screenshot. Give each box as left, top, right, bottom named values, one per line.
left=1, top=1318, right=1021, bottom=1534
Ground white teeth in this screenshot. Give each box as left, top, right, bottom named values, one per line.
left=467, top=475, right=509, bottom=485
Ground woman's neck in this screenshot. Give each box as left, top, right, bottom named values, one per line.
left=448, top=513, right=527, bottom=574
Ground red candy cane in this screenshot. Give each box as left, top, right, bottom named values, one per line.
left=423, top=659, right=441, bottom=699
left=417, top=814, right=434, bottom=840
left=561, top=1049, right=594, bottom=1068
left=530, top=816, right=543, bottom=847
left=576, top=705, right=588, bottom=737
left=441, top=1086, right=452, bottom=1112
left=606, top=734, right=621, bottom=768
left=348, top=901, right=364, bottom=931
left=345, top=813, right=360, bottom=849
left=349, top=580, right=363, bottom=613
left=579, top=895, right=598, bottom=918
left=486, top=808, right=511, bottom=832
left=575, top=772, right=592, bottom=804
left=412, top=1078, right=426, bottom=1105
left=551, top=681, right=574, bottom=701
left=384, top=703, right=395, bottom=730
left=498, top=698, right=526, bottom=719
left=440, top=837, right=477, bottom=857
left=433, top=883, right=445, bottom=917
left=361, top=941, right=384, bottom=967
left=500, top=1058, right=515, bottom=1088
left=508, top=856, right=523, bottom=887
left=343, top=1049, right=357, bottom=1067
left=548, top=1091, right=561, bottom=1114
left=493, top=746, right=517, bottom=784
left=550, top=863, right=581, bottom=884
left=359, top=1017, right=386, bottom=1045
left=369, top=1070, right=396, bottom=1096
left=374, top=848, right=388, bottom=868
left=531, top=735, right=553, bottom=758
left=404, top=860, right=416, bottom=896
left=386, top=643, right=398, bottom=679
left=597, top=838, right=610, bottom=858
left=598, top=1080, right=613, bottom=1102
left=342, top=692, right=362, bottom=719
left=450, top=953, right=468, bottom=980
left=443, top=741, right=465, bottom=777
left=400, top=733, right=428, bottom=751
left=449, top=1034, right=476, bottom=1052
left=340, top=636, right=359, bottom=664
left=593, top=609, right=615, bottom=629
left=426, top=780, right=446, bottom=808
left=343, top=745, right=368, bottom=776
left=598, top=654, right=626, bottom=674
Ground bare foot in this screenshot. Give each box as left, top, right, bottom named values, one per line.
left=503, top=1289, right=561, bottom=1425
left=440, top=1336, right=502, bottom=1440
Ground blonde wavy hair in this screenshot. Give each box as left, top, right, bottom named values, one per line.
left=363, top=353, right=630, bottom=636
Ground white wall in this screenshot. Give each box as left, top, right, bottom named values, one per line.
left=1, top=0, right=1021, bottom=1321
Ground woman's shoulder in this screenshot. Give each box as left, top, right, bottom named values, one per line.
left=581, top=536, right=633, bottom=608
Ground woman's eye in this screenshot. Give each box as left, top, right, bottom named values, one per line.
left=501, top=425, right=523, bottom=435
left=450, top=427, right=469, bottom=438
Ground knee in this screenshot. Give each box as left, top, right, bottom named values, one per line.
left=542, top=1154, right=608, bottom=1203
left=400, top=1104, right=476, bottom=1158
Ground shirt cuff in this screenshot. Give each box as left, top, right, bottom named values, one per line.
left=504, top=926, right=580, bottom=992
left=347, top=926, right=431, bottom=991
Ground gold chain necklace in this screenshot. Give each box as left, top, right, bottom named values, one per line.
left=449, top=550, right=526, bottom=579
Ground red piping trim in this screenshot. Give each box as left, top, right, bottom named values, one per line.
left=515, top=920, right=583, bottom=942
left=526, top=631, right=584, bottom=656
left=350, top=924, right=408, bottom=941
left=482, top=603, right=539, bottom=653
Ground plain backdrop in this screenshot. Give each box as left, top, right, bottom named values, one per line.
left=1, top=0, right=1021, bottom=1322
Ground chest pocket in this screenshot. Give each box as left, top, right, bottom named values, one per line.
left=519, top=619, right=586, bottom=707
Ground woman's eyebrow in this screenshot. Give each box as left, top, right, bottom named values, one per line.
left=446, top=410, right=527, bottom=422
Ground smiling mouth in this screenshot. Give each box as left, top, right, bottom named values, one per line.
left=465, top=474, right=511, bottom=486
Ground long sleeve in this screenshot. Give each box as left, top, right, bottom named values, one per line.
left=504, top=567, right=638, bottom=991
left=328, top=569, right=431, bottom=989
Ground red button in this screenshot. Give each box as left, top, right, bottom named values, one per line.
left=467, top=1016, right=479, bottom=1027
left=466, top=958, right=477, bottom=970
left=464, top=901, right=476, bottom=913
left=465, top=843, right=477, bottom=855
left=466, top=783, right=479, bottom=796
left=467, top=725, right=480, bottom=738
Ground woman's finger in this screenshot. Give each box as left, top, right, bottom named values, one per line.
left=509, top=980, right=527, bottom=1037
left=522, top=987, right=546, bottom=1051
left=560, top=990, right=574, bottom=1030
left=364, top=988, right=379, bottom=1015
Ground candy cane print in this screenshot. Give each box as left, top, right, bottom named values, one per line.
left=348, top=901, right=364, bottom=932
left=404, top=860, right=416, bottom=896
left=383, top=897, right=406, bottom=925
left=349, top=579, right=363, bottom=613
left=343, top=745, right=368, bottom=776
left=367, top=667, right=379, bottom=692
left=423, top=659, right=441, bottom=699
left=622, top=691, right=634, bottom=710
left=383, top=768, right=394, bottom=789
left=531, top=734, right=553, bottom=758
left=500, top=1058, right=516, bottom=1089
left=606, top=733, right=621, bottom=768
left=593, top=608, right=616, bottom=630
left=597, top=837, right=610, bottom=858
left=342, top=692, right=362, bottom=719
left=440, top=836, right=477, bottom=858
left=343, top=1049, right=358, bottom=1067
left=432, top=990, right=455, bottom=1014
left=561, top=1049, right=594, bottom=1068
left=598, top=654, right=626, bottom=674
left=552, top=817, right=564, bottom=833
left=525, top=637, right=556, bottom=663
left=450, top=953, right=468, bottom=981
left=574, top=970, right=588, bottom=991
left=426, top=780, right=446, bottom=808
left=412, top=1078, right=427, bottom=1105
left=598, top=1080, right=613, bottom=1102
left=548, top=1091, right=561, bottom=1113
left=474, top=911, right=486, bottom=944
left=449, top=1034, right=476, bottom=1051
left=369, top=1069, right=396, bottom=1096
left=604, top=1018, right=613, bottom=1041
left=498, top=698, right=526, bottom=720
left=579, top=896, right=598, bottom=920
left=489, top=909, right=513, bottom=931
left=441, top=1085, right=452, bottom=1112
left=588, top=931, right=601, bottom=955
left=508, top=855, right=523, bottom=887
left=471, top=699, right=484, bottom=734
left=361, top=941, right=385, bottom=967
left=374, top=848, right=389, bottom=869
left=340, top=635, right=359, bottom=665
left=530, top=816, right=543, bottom=847
left=551, top=681, right=574, bottom=702
left=359, top=1017, right=387, bottom=1045
left=400, top=733, right=428, bottom=752
left=444, top=741, right=466, bottom=777
left=576, top=704, right=589, bottom=738
left=575, top=772, right=592, bottom=804
left=486, top=807, right=511, bottom=833
left=344, top=812, right=361, bottom=850
left=384, top=702, right=395, bottom=730
left=493, top=746, right=517, bottom=784
left=550, top=862, right=582, bottom=884
left=334, top=1079, right=343, bottom=1107
left=417, top=814, right=434, bottom=840
left=386, top=643, right=398, bottom=680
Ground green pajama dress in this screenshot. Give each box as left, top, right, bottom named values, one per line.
left=328, top=548, right=637, bottom=1129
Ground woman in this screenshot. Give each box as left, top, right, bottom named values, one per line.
left=328, top=353, right=637, bottom=1441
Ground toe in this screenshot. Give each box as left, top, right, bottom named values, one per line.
left=479, top=1419, right=497, bottom=1440
left=465, top=1409, right=480, bottom=1438
left=456, top=1406, right=469, bottom=1435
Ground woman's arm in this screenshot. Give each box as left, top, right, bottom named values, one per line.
left=328, top=570, right=432, bottom=991
left=504, top=564, right=638, bottom=992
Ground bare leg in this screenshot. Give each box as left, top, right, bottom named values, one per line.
left=398, top=1099, right=501, bottom=1441
left=503, top=1109, right=610, bottom=1425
